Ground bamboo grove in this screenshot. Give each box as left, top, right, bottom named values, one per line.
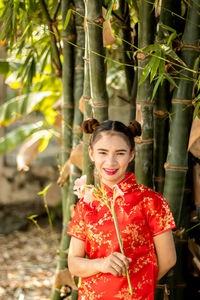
left=0, top=0, right=200, bottom=299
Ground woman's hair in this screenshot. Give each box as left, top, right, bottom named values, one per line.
left=82, top=118, right=141, bottom=151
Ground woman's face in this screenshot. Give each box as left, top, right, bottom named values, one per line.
left=89, top=132, right=135, bottom=188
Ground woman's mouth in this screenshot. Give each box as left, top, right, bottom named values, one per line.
left=103, top=168, right=118, bottom=175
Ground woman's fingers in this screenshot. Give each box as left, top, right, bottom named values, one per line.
left=100, top=252, right=131, bottom=276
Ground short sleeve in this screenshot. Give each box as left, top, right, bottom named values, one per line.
left=67, top=200, right=86, bottom=241
left=141, top=192, right=176, bottom=237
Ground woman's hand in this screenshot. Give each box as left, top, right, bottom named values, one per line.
left=99, top=252, right=131, bottom=277
left=68, top=237, right=131, bottom=278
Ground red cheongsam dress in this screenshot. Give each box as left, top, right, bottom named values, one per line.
left=67, top=172, right=176, bottom=300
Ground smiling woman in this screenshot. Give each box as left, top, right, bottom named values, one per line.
left=67, top=119, right=176, bottom=300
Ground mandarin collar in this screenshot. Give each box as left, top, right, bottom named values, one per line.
left=102, top=172, right=136, bottom=194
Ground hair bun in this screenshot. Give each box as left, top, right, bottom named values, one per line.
left=82, top=118, right=100, bottom=134
left=128, top=120, right=141, bottom=137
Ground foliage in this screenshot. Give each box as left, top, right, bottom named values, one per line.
left=0, top=0, right=62, bottom=159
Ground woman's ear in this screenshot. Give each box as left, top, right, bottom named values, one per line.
left=88, top=146, right=94, bottom=162
left=129, top=149, right=135, bottom=162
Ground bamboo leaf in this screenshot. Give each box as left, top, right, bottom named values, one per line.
left=27, top=214, right=38, bottom=220
left=167, top=31, right=178, bottom=47
left=152, top=74, right=164, bottom=99
left=193, top=101, right=200, bottom=120
left=38, top=130, right=52, bottom=152
left=159, top=24, right=176, bottom=33
left=193, top=56, right=200, bottom=80
left=162, top=45, right=186, bottom=66
left=0, top=121, right=43, bottom=154
left=150, top=52, right=161, bottom=83
left=0, top=91, right=52, bottom=126
left=106, top=0, right=117, bottom=20
left=164, top=73, right=178, bottom=88
left=139, top=57, right=155, bottom=85
left=142, top=44, right=161, bottom=54
left=38, top=183, right=52, bottom=195
left=159, top=58, right=165, bottom=76
left=25, top=0, right=30, bottom=11
left=126, top=51, right=131, bottom=60
left=64, top=9, right=71, bottom=29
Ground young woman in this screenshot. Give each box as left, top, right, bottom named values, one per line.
left=67, top=119, right=176, bottom=300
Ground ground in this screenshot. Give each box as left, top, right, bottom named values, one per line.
left=0, top=219, right=62, bottom=300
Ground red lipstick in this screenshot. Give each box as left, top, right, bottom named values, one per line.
left=103, top=168, right=118, bottom=175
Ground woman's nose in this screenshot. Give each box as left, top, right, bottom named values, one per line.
left=106, top=154, right=117, bottom=164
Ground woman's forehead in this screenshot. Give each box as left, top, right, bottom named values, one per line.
left=93, top=131, right=131, bottom=148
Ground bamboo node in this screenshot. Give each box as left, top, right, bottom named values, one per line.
left=75, top=65, right=84, bottom=70
left=89, top=99, right=108, bottom=108
left=62, top=103, right=74, bottom=109
left=58, top=256, right=68, bottom=262
left=136, top=100, right=154, bottom=106
left=154, top=110, right=168, bottom=117
left=83, top=56, right=89, bottom=62
left=61, top=147, right=72, bottom=153
left=172, top=99, right=193, bottom=105
left=71, top=170, right=82, bottom=177
left=153, top=176, right=165, bottom=182
left=164, top=163, right=188, bottom=171
left=134, top=137, right=153, bottom=144
left=136, top=52, right=149, bottom=60
left=94, top=16, right=105, bottom=25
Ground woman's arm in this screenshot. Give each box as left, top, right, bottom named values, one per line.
left=68, top=236, right=131, bottom=277
left=153, top=230, right=177, bottom=280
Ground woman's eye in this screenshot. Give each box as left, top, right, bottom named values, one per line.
left=117, top=153, right=125, bottom=156
left=99, top=152, right=106, bottom=155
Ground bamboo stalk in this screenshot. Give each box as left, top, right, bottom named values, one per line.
left=163, top=0, right=200, bottom=227
left=50, top=1, right=75, bottom=299
left=119, top=0, right=135, bottom=100
left=134, top=0, right=155, bottom=188
left=153, top=0, right=181, bottom=194
left=82, top=26, right=93, bottom=184
left=68, top=2, right=85, bottom=298
left=86, top=0, right=108, bottom=122
left=39, top=0, right=62, bottom=76
left=163, top=2, right=200, bottom=298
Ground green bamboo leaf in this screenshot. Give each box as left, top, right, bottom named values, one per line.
left=142, top=44, right=161, bottom=54
left=126, top=51, right=131, bottom=61
left=167, top=31, right=178, bottom=47
left=64, top=9, right=71, bottom=29
left=139, top=57, right=155, bottom=85
left=38, top=183, right=52, bottom=195
left=0, top=91, right=52, bottom=126
left=152, top=74, right=164, bottom=99
left=0, top=121, right=43, bottom=154
left=13, top=0, right=20, bottom=11
left=106, top=0, right=117, bottom=20
left=159, top=24, right=176, bottom=33
left=27, top=214, right=38, bottom=220
left=19, top=22, right=32, bottom=42
left=164, top=73, right=178, bottom=88
left=150, top=52, right=161, bottom=83
left=25, top=0, right=30, bottom=11
left=193, top=56, right=200, bottom=80
left=162, top=45, right=186, bottom=66
left=38, top=130, right=53, bottom=152
left=159, top=59, right=165, bottom=76
left=193, top=101, right=200, bottom=120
